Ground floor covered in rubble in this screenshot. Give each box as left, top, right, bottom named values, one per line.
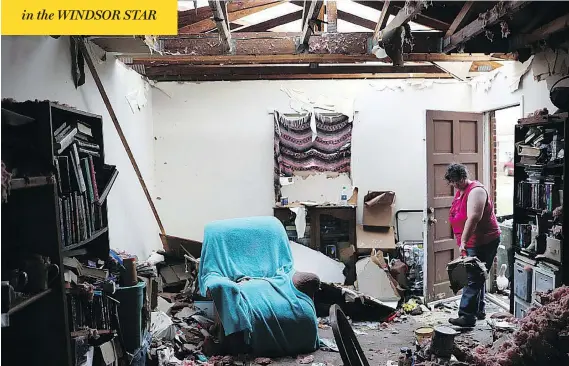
left=267, top=300, right=500, bottom=365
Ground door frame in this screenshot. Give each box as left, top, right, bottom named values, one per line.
left=422, top=100, right=523, bottom=302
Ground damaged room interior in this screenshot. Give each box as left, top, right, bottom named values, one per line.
left=3, top=1, right=569, bottom=365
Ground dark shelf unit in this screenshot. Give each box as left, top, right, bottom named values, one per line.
left=1, top=101, right=111, bottom=366
left=511, top=113, right=569, bottom=313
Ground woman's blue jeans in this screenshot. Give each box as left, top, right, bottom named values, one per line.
left=458, top=239, right=500, bottom=322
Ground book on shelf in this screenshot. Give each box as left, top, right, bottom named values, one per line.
left=56, top=127, right=78, bottom=154
left=516, top=180, right=556, bottom=211
left=76, top=121, right=93, bottom=138
left=67, top=292, right=113, bottom=332
left=96, top=165, right=118, bottom=206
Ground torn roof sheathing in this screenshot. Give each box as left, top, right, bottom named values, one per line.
left=92, top=1, right=569, bottom=81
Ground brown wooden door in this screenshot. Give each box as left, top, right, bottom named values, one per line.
left=426, top=110, right=484, bottom=302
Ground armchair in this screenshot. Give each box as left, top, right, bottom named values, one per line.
left=198, top=216, right=319, bottom=356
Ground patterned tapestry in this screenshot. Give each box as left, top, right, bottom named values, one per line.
left=274, top=111, right=352, bottom=200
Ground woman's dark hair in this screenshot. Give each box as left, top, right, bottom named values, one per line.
left=444, top=163, right=468, bottom=183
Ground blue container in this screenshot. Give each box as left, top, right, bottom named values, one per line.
left=114, top=281, right=146, bottom=353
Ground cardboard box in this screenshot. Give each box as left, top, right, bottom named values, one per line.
left=363, top=191, right=395, bottom=227
left=356, top=225, right=396, bottom=250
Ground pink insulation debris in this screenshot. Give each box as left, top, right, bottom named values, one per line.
left=471, top=286, right=569, bottom=366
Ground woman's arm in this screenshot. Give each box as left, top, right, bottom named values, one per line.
left=460, top=187, right=486, bottom=252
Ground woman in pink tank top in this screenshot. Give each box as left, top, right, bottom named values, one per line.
left=445, top=163, right=501, bottom=327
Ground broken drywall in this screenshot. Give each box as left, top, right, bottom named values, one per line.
left=469, top=58, right=533, bottom=93
left=280, top=173, right=352, bottom=205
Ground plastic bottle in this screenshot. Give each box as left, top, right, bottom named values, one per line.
left=340, top=186, right=348, bottom=206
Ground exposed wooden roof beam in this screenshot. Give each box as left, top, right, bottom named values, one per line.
left=300, top=0, right=325, bottom=48
left=143, top=64, right=451, bottom=81
left=443, top=1, right=530, bottom=53
left=374, top=0, right=391, bottom=42
left=178, top=1, right=281, bottom=29
left=160, top=31, right=442, bottom=56
left=208, top=0, right=233, bottom=53
left=179, top=1, right=284, bottom=33
left=378, top=1, right=426, bottom=43
left=337, top=10, right=375, bottom=30
left=123, top=53, right=514, bottom=66
left=235, top=10, right=302, bottom=32
left=511, top=13, right=569, bottom=49
left=151, top=73, right=452, bottom=82
left=445, top=2, right=474, bottom=38
left=327, top=1, right=338, bottom=33
left=357, top=1, right=449, bottom=31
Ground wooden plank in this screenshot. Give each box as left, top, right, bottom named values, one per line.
left=179, top=1, right=284, bottom=34
left=378, top=0, right=426, bottom=42
left=77, top=38, right=166, bottom=236
left=208, top=0, right=233, bottom=52
left=443, top=1, right=530, bottom=53
left=358, top=1, right=449, bottom=31
left=300, top=1, right=324, bottom=47
left=327, top=1, right=338, bottom=33
left=150, top=72, right=452, bottom=82
left=236, top=10, right=302, bottom=32
left=144, top=64, right=444, bottom=77
left=373, top=0, right=391, bottom=43
left=178, top=0, right=282, bottom=28
left=160, top=31, right=441, bottom=56
left=445, top=2, right=474, bottom=37
left=338, top=10, right=376, bottom=30
left=511, top=13, right=569, bottom=49
left=125, top=53, right=513, bottom=66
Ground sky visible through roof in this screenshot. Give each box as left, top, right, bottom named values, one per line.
left=177, top=0, right=432, bottom=32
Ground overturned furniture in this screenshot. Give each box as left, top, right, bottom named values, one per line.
left=198, top=216, right=319, bottom=356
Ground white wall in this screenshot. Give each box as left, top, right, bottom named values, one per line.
left=1, top=36, right=161, bottom=260
left=153, top=80, right=472, bottom=241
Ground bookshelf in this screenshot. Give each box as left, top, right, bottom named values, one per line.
left=1, top=100, right=118, bottom=365
left=511, top=112, right=569, bottom=315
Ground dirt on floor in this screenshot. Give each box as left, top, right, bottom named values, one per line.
left=268, top=300, right=498, bottom=365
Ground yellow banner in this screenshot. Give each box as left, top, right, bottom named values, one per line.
left=2, top=0, right=178, bottom=35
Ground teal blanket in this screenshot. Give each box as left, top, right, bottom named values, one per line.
left=198, top=216, right=319, bottom=356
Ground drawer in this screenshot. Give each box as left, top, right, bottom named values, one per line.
left=514, top=260, right=533, bottom=302
left=514, top=296, right=531, bottom=319
left=532, top=265, right=561, bottom=298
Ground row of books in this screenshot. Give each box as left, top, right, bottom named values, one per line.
left=54, top=151, right=117, bottom=206
left=58, top=193, right=104, bottom=247
left=516, top=181, right=556, bottom=211
left=516, top=223, right=535, bottom=250
left=54, top=120, right=100, bottom=157
left=67, top=292, right=115, bottom=332
left=53, top=120, right=119, bottom=247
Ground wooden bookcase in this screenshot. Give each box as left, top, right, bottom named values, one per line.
left=511, top=113, right=569, bottom=314
left=1, top=101, right=111, bottom=365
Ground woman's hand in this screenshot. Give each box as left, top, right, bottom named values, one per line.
left=459, top=242, right=466, bottom=256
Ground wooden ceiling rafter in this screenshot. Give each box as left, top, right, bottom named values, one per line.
left=178, top=0, right=282, bottom=29
left=443, top=1, right=530, bottom=53
left=326, top=1, right=338, bottom=33
left=378, top=0, right=426, bottom=42
left=356, top=1, right=449, bottom=31
left=510, top=13, right=569, bottom=50
left=208, top=0, right=233, bottom=53
left=122, top=53, right=514, bottom=67
left=159, top=31, right=442, bottom=56
left=235, top=9, right=303, bottom=32
left=179, top=0, right=285, bottom=34
left=445, top=1, right=474, bottom=38
left=299, top=1, right=325, bottom=49
left=337, top=10, right=376, bottom=30
left=373, top=0, right=392, bottom=43
left=151, top=73, right=452, bottom=82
